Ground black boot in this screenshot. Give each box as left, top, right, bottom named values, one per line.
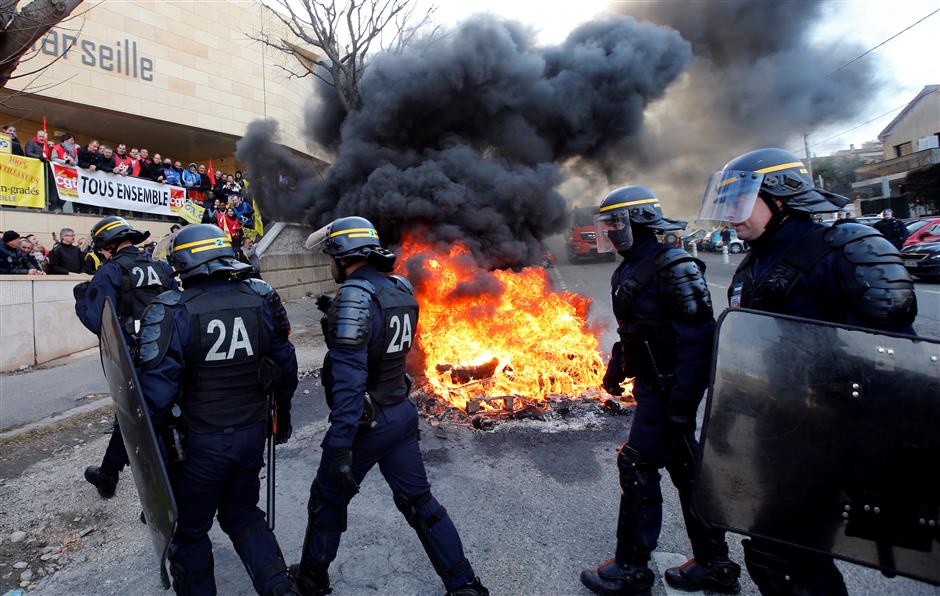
left=84, top=465, right=119, bottom=499
left=580, top=559, right=654, bottom=596
left=445, top=577, right=489, bottom=596
left=664, top=557, right=741, bottom=593
left=266, top=580, right=299, bottom=596
left=289, top=563, right=332, bottom=596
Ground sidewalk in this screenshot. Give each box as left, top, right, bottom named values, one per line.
left=0, top=295, right=327, bottom=435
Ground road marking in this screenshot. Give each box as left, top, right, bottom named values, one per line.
left=551, top=267, right=569, bottom=291
left=916, top=288, right=940, bottom=295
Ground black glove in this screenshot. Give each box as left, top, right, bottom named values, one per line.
left=315, top=293, right=334, bottom=313
left=274, top=408, right=292, bottom=445
left=602, top=342, right=626, bottom=396
left=73, top=281, right=89, bottom=301
left=323, top=447, right=358, bottom=494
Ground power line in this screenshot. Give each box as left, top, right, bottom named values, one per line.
left=830, top=7, right=940, bottom=74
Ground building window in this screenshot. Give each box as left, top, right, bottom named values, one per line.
left=894, top=141, right=913, bottom=157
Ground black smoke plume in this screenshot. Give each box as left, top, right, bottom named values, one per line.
left=238, top=14, right=690, bottom=268
left=602, top=0, right=882, bottom=216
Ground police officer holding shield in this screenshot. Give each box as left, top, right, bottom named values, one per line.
left=294, top=216, right=487, bottom=596
left=695, top=148, right=917, bottom=595
left=137, top=224, right=298, bottom=595
left=75, top=215, right=176, bottom=498
left=581, top=187, right=740, bottom=595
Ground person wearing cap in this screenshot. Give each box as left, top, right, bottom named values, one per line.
left=181, top=162, right=201, bottom=189
left=1, top=231, right=43, bottom=275
left=695, top=148, right=917, bottom=594
left=137, top=224, right=298, bottom=595
left=73, top=215, right=177, bottom=499
left=294, top=216, right=488, bottom=596
left=580, top=187, right=737, bottom=596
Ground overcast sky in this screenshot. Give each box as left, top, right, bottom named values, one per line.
left=432, top=0, right=939, bottom=157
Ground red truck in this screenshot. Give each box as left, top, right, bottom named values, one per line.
left=565, top=207, right=614, bottom=263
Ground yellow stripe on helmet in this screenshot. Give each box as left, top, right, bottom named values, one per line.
left=718, top=177, right=740, bottom=188
left=174, top=237, right=230, bottom=251
left=94, top=219, right=128, bottom=236
left=599, top=198, right=659, bottom=212
left=190, top=243, right=232, bottom=254
left=754, top=161, right=805, bottom=175
left=329, top=227, right=379, bottom=239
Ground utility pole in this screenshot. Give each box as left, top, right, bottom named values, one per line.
left=803, top=133, right=814, bottom=181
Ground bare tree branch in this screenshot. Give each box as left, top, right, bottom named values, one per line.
left=252, top=0, right=436, bottom=117
left=0, top=0, right=84, bottom=87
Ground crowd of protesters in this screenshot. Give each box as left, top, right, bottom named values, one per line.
left=0, top=227, right=113, bottom=275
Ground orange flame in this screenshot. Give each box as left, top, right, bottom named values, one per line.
left=398, top=233, right=615, bottom=412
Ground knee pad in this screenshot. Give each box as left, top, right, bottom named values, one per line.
left=393, top=491, right=447, bottom=529
left=617, top=444, right=654, bottom=492
left=309, top=479, right=346, bottom=532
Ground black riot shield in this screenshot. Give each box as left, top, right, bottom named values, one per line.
left=99, top=298, right=177, bottom=589
left=693, top=309, right=940, bottom=586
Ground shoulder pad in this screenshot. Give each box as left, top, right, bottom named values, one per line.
left=656, top=250, right=713, bottom=323
left=244, top=279, right=292, bottom=338
left=824, top=223, right=879, bottom=248
left=831, top=232, right=917, bottom=327
left=153, top=289, right=182, bottom=306
left=388, top=274, right=414, bottom=294
left=244, top=278, right=274, bottom=297
left=138, top=298, right=177, bottom=369
left=329, top=280, right=374, bottom=347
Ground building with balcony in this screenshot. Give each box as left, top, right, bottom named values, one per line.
left=852, top=85, right=940, bottom=216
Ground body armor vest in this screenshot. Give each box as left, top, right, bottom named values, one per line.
left=111, top=251, right=167, bottom=336
left=611, top=248, right=677, bottom=379
left=367, top=279, right=419, bottom=405
left=180, top=283, right=267, bottom=432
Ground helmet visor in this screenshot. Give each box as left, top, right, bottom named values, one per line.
left=696, top=170, right=765, bottom=225
left=304, top=223, right=331, bottom=251
left=595, top=212, right=634, bottom=253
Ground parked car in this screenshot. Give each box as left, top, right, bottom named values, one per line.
left=705, top=228, right=747, bottom=253
left=904, top=217, right=940, bottom=248
left=682, top=229, right=708, bottom=251
left=565, top=206, right=613, bottom=263
left=900, top=241, right=940, bottom=281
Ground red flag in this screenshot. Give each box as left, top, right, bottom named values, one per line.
left=208, top=159, right=216, bottom=186
left=42, top=116, right=49, bottom=159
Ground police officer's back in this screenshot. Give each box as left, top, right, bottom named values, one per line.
left=696, top=148, right=917, bottom=595
left=74, top=216, right=176, bottom=499
left=294, top=216, right=488, bottom=596
left=137, top=224, right=298, bottom=595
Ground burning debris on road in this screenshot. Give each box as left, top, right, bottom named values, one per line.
left=397, top=234, right=633, bottom=426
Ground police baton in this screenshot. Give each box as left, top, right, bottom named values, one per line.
left=259, top=358, right=280, bottom=532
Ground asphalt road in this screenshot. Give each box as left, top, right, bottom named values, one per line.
left=24, top=247, right=938, bottom=595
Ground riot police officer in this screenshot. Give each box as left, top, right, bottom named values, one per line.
left=75, top=215, right=176, bottom=498
left=581, top=186, right=740, bottom=595
left=137, top=224, right=298, bottom=595
left=696, top=148, right=917, bottom=594
left=294, top=216, right=488, bottom=596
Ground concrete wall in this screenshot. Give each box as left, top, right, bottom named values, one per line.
left=258, top=223, right=335, bottom=301
left=0, top=274, right=96, bottom=371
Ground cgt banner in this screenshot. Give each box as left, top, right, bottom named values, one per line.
left=0, top=154, right=46, bottom=208
left=51, top=164, right=200, bottom=220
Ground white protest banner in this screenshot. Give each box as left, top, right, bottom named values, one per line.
left=52, top=163, right=186, bottom=216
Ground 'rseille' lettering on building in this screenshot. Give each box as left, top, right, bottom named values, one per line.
left=32, top=29, right=155, bottom=82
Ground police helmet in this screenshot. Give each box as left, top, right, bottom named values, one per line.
left=696, top=148, right=849, bottom=225
left=596, top=186, right=686, bottom=252
left=91, top=216, right=150, bottom=249
left=169, top=224, right=251, bottom=279
left=305, top=216, right=396, bottom=271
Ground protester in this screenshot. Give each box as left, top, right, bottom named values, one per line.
left=220, top=174, right=241, bottom=199
left=181, top=163, right=200, bottom=189
left=234, top=170, right=248, bottom=189
left=216, top=206, right=241, bottom=242
left=150, top=153, right=165, bottom=182
left=50, top=133, right=78, bottom=165
left=172, top=160, right=185, bottom=182
left=97, top=146, right=117, bottom=174
left=127, top=148, right=142, bottom=177
left=24, top=130, right=48, bottom=160
left=197, top=164, right=212, bottom=193
left=113, top=144, right=132, bottom=176
left=161, top=158, right=181, bottom=185
left=77, top=139, right=101, bottom=171
left=2, top=124, right=24, bottom=156
left=202, top=197, right=221, bottom=224
left=137, top=149, right=153, bottom=179
left=231, top=195, right=254, bottom=228
left=48, top=228, right=84, bottom=274
left=15, top=237, right=45, bottom=274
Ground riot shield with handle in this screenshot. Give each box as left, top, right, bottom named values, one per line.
left=99, top=297, right=177, bottom=589
left=693, top=308, right=940, bottom=587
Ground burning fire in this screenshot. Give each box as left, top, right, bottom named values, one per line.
left=397, top=233, right=622, bottom=413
